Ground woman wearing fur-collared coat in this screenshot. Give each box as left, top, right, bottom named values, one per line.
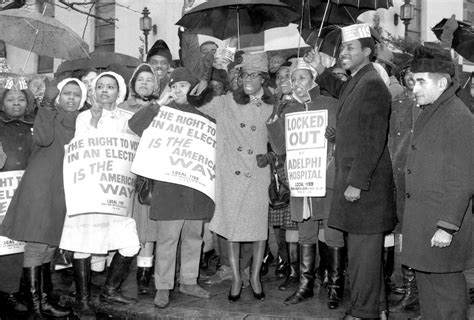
left=197, top=52, right=274, bottom=302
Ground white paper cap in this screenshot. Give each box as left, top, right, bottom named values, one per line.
left=341, top=23, right=371, bottom=43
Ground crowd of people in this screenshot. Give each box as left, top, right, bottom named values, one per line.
left=0, top=2, right=473, bottom=319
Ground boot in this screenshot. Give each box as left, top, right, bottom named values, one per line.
left=136, top=267, right=151, bottom=295
left=316, top=241, right=329, bottom=287
left=40, top=263, right=72, bottom=317
left=389, top=266, right=419, bottom=312
left=73, top=257, right=94, bottom=315
left=284, top=243, right=316, bottom=305
left=260, top=243, right=274, bottom=276
left=100, top=252, right=137, bottom=304
left=0, top=291, right=28, bottom=312
left=383, top=246, right=395, bottom=294
left=275, top=228, right=289, bottom=278
left=326, top=246, right=345, bottom=309
left=23, top=266, right=43, bottom=319
left=278, top=242, right=299, bottom=291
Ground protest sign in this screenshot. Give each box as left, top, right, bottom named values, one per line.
left=131, top=106, right=216, bottom=201
left=0, top=170, right=25, bottom=255
left=285, top=110, right=328, bottom=197
left=64, top=133, right=139, bottom=217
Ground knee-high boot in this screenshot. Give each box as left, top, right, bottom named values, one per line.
left=389, top=266, right=418, bottom=311
left=383, top=246, right=395, bottom=293
left=326, top=246, right=345, bottom=309
left=40, top=263, right=71, bottom=317
left=284, top=243, right=315, bottom=305
left=316, top=241, right=329, bottom=287
left=278, top=242, right=299, bottom=291
left=73, top=257, right=94, bottom=315
left=100, top=252, right=137, bottom=304
left=23, top=266, right=43, bottom=319
left=275, top=228, right=289, bottom=278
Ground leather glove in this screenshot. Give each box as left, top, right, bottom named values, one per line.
left=41, top=78, right=59, bottom=108
left=440, top=14, right=458, bottom=49
left=325, top=126, right=336, bottom=143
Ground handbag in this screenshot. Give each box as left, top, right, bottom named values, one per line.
left=137, top=175, right=154, bottom=205
left=268, top=159, right=290, bottom=210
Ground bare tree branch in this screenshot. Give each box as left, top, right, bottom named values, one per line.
left=56, top=0, right=117, bottom=25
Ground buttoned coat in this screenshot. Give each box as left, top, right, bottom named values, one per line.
left=316, top=64, right=396, bottom=234
left=199, top=89, right=273, bottom=242
left=401, top=84, right=474, bottom=273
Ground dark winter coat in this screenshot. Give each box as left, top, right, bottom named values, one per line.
left=267, top=87, right=338, bottom=222
left=0, top=111, right=33, bottom=171
left=401, top=84, right=474, bottom=273
left=1, top=107, right=77, bottom=246
left=128, top=101, right=215, bottom=221
left=316, top=64, right=396, bottom=234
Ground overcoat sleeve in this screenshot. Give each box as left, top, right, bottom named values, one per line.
left=316, top=69, right=346, bottom=99
left=32, top=107, right=56, bottom=147
left=347, top=77, right=391, bottom=191
left=437, top=109, right=474, bottom=230
left=127, top=105, right=159, bottom=137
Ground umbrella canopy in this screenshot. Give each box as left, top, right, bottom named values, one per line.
left=55, top=51, right=141, bottom=84
left=176, top=0, right=300, bottom=41
left=282, top=0, right=391, bottom=44
left=432, top=18, right=474, bottom=62
left=0, top=9, right=89, bottom=60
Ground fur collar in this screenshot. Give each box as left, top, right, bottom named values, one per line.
left=232, top=86, right=275, bottom=105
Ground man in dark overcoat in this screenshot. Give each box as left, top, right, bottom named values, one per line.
left=306, top=23, right=396, bottom=319
left=401, top=44, right=474, bottom=320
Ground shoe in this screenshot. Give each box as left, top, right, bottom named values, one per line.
left=179, top=284, right=211, bottom=299
left=274, top=255, right=289, bottom=278
left=0, top=292, right=28, bottom=312
left=204, top=265, right=233, bottom=284
left=227, top=282, right=243, bottom=302
left=99, top=253, right=137, bottom=304
left=250, top=281, right=265, bottom=301
left=154, top=289, right=169, bottom=308
left=260, top=246, right=274, bottom=276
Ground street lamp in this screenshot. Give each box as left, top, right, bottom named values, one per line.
left=400, top=0, right=415, bottom=39
left=140, top=7, right=152, bottom=57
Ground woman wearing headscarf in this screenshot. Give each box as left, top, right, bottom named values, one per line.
left=193, top=52, right=274, bottom=302
left=1, top=78, right=86, bottom=318
left=118, top=63, right=159, bottom=295
left=0, top=84, right=35, bottom=316
left=59, top=72, right=140, bottom=313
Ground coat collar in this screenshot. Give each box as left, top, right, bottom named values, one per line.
left=0, top=111, right=34, bottom=125
left=412, top=83, right=458, bottom=140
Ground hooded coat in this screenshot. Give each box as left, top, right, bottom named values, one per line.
left=401, top=84, right=474, bottom=272
left=2, top=79, right=85, bottom=246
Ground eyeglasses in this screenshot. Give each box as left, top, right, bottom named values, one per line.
left=241, top=72, right=262, bottom=80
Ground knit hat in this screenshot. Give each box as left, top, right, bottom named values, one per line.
left=128, top=63, right=159, bottom=99
left=236, top=52, right=268, bottom=73
left=169, top=67, right=198, bottom=88
left=411, top=44, right=455, bottom=77
left=146, top=39, right=172, bottom=63
left=376, top=44, right=395, bottom=68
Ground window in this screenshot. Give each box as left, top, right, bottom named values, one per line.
left=95, top=0, right=115, bottom=52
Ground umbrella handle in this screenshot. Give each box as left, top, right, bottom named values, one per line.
left=237, top=7, right=240, bottom=50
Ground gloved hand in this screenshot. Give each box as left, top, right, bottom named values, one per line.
left=41, top=78, right=60, bottom=108
left=325, top=126, right=336, bottom=143
left=0, top=141, right=7, bottom=169
left=440, top=14, right=458, bottom=49
left=256, top=153, right=276, bottom=168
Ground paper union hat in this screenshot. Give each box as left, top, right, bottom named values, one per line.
left=290, top=58, right=318, bottom=79
left=215, top=48, right=235, bottom=63
left=341, top=23, right=371, bottom=43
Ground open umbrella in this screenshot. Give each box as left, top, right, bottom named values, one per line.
left=0, top=9, right=89, bottom=63
left=55, top=51, right=141, bottom=84
left=176, top=0, right=300, bottom=48
left=432, top=18, right=474, bottom=62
